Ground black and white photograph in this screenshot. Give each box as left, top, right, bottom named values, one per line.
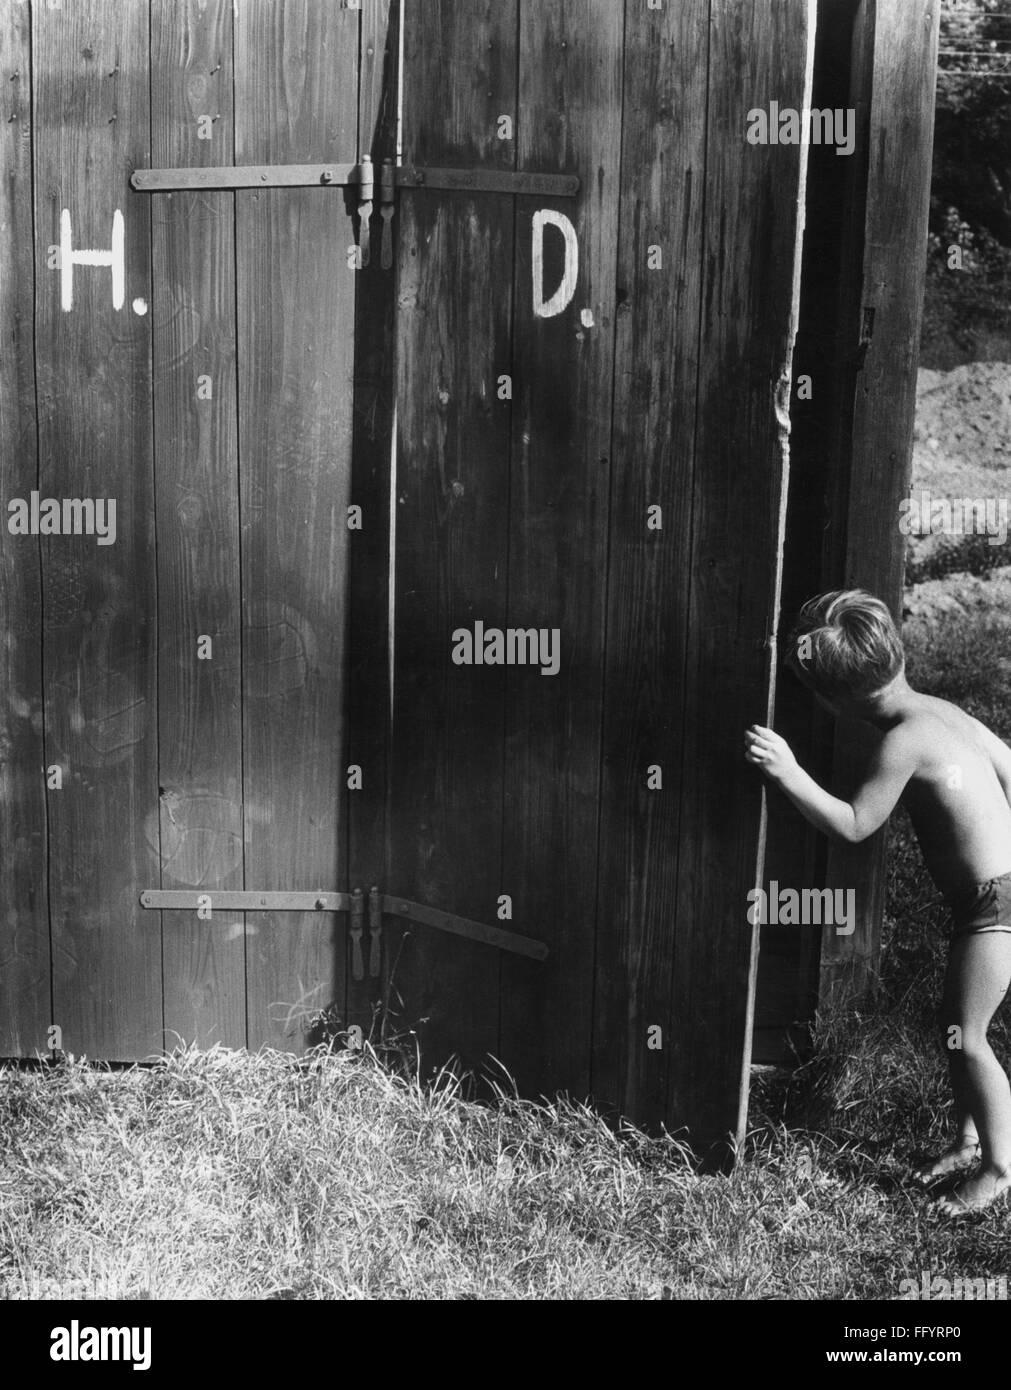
left=0, top=0, right=1009, bottom=1346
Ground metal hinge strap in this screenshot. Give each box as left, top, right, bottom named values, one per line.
left=395, top=165, right=579, bottom=196
left=379, top=158, right=396, bottom=270
left=349, top=887, right=366, bottom=981
left=139, top=887, right=548, bottom=962
left=368, top=885, right=383, bottom=979
left=130, top=162, right=579, bottom=198
left=381, top=897, right=546, bottom=961
left=357, top=155, right=374, bottom=269
left=131, top=163, right=359, bottom=191
left=140, top=890, right=352, bottom=912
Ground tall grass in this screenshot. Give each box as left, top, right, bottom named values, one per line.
left=1, top=1024, right=1007, bottom=1302
left=1, top=596, right=1009, bottom=1300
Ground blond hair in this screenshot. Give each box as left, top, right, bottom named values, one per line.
left=786, top=590, right=904, bottom=699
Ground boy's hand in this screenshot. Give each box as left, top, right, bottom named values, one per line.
left=745, top=725, right=798, bottom=782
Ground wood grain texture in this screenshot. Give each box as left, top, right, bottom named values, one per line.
left=0, top=0, right=941, bottom=1140
left=359, top=0, right=396, bottom=162
left=347, top=0, right=398, bottom=1036
left=235, top=0, right=359, bottom=1050
left=496, top=0, right=623, bottom=1102
left=753, top=0, right=861, bottom=1063
left=34, top=0, right=160, bottom=1059
left=389, top=0, right=517, bottom=1076
left=820, top=0, right=941, bottom=1005
left=590, top=0, right=709, bottom=1125
left=668, top=0, right=814, bottom=1155
left=0, top=3, right=50, bottom=1056
left=151, top=0, right=246, bottom=1049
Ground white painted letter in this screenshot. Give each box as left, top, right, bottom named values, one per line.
left=60, top=208, right=125, bottom=312
left=532, top=210, right=578, bottom=319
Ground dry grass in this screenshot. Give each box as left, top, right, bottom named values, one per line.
left=1, top=1046, right=695, bottom=1301
left=2, top=594, right=1009, bottom=1302
left=0, top=1014, right=1008, bottom=1301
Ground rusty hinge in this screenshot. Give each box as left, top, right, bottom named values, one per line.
left=131, top=158, right=577, bottom=270
left=139, top=886, right=548, bottom=968
left=129, top=161, right=580, bottom=197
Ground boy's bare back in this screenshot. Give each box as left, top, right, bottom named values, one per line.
left=893, top=694, right=1011, bottom=896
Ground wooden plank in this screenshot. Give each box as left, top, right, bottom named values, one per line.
left=811, top=0, right=877, bottom=1008
left=235, top=0, right=360, bottom=1051
left=150, top=0, right=245, bottom=1051
left=498, top=0, right=623, bottom=1104
left=668, top=0, right=815, bottom=1156
left=389, top=0, right=518, bottom=1078
left=753, top=0, right=861, bottom=1063
left=358, top=0, right=395, bottom=165
left=346, top=0, right=397, bottom=1037
left=590, top=0, right=709, bottom=1126
left=0, top=3, right=50, bottom=1057
left=820, top=0, right=940, bottom=1006
left=34, top=0, right=160, bottom=1060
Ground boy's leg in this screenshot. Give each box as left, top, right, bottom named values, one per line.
left=913, top=932, right=997, bottom=1182
left=935, top=930, right=1011, bottom=1214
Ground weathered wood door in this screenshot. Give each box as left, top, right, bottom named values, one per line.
left=3, top=0, right=814, bottom=1152
left=387, top=0, right=813, bottom=1153
left=1, top=0, right=397, bottom=1059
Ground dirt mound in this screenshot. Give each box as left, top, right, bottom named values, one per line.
left=902, top=568, right=1011, bottom=730
left=913, top=362, right=1011, bottom=488
left=906, top=362, right=1011, bottom=580
left=903, top=565, right=1011, bottom=639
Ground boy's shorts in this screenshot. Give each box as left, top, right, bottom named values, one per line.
left=947, top=870, right=1011, bottom=941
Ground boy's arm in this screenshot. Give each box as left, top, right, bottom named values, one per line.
left=745, top=725, right=916, bottom=845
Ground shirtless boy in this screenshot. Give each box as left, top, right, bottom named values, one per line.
left=744, top=589, right=1011, bottom=1216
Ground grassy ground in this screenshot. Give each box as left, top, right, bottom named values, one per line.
left=2, top=596, right=1009, bottom=1301
left=0, top=1027, right=1007, bottom=1301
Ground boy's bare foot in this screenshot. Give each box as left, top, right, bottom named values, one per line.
left=934, top=1167, right=1011, bottom=1218
left=912, top=1139, right=980, bottom=1187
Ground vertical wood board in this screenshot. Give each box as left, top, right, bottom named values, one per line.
left=592, top=0, right=709, bottom=1125
left=389, top=0, right=518, bottom=1076
left=669, top=0, right=814, bottom=1153
left=151, top=0, right=245, bottom=1050
left=35, top=0, right=161, bottom=1059
left=821, top=0, right=940, bottom=1003
left=0, top=3, right=49, bottom=1056
left=347, top=0, right=398, bottom=1036
left=498, top=0, right=624, bottom=1102
left=234, top=0, right=359, bottom=1050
